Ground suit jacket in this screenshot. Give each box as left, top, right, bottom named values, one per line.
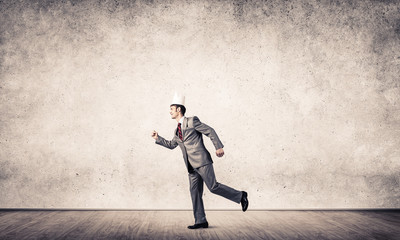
left=156, top=116, right=224, bottom=171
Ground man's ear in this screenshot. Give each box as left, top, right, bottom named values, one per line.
left=176, top=106, right=181, bottom=113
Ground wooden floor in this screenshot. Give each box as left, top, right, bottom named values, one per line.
left=0, top=210, right=399, bottom=239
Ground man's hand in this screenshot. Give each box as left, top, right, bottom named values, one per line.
left=151, top=130, right=158, bottom=140
left=216, top=148, right=224, bottom=157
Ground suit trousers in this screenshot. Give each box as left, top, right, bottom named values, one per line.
left=188, top=163, right=242, bottom=224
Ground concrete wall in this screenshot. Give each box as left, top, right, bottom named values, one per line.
left=0, top=0, right=399, bottom=209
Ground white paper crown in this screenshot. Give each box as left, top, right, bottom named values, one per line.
left=171, top=93, right=185, bottom=106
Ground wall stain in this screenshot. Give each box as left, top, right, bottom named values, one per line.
left=0, top=161, right=15, bottom=181
left=364, top=173, right=400, bottom=206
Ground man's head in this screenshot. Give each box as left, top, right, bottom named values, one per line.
left=170, top=104, right=186, bottom=119
left=170, top=93, right=186, bottom=120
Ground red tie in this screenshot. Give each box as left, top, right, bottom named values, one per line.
left=177, top=123, right=183, bottom=140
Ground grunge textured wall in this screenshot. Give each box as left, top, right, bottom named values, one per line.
left=0, top=0, right=399, bottom=209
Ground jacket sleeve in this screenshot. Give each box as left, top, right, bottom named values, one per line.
left=193, top=116, right=224, bottom=150
left=155, top=135, right=178, bottom=150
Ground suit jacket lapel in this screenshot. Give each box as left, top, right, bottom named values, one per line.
left=182, top=117, right=188, bottom=140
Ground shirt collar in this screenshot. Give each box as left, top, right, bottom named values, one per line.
left=179, top=116, right=185, bottom=124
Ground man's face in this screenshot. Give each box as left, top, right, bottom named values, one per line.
left=170, top=105, right=180, bottom=119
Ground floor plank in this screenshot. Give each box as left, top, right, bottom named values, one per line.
left=0, top=210, right=398, bottom=240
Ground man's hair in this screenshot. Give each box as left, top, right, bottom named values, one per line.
left=171, top=104, right=186, bottom=115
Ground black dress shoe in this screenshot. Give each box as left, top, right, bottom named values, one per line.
left=187, top=221, right=209, bottom=229
left=241, top=191, right=249, bottom=212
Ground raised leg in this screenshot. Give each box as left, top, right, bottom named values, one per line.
left=195, top=164, right=242, bottom=204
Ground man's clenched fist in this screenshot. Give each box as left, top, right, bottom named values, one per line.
left=151, top=130, right=158, bottom=140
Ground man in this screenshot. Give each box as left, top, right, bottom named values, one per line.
left=151, top=93, right=248, bottom=229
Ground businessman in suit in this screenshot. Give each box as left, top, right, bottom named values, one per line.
left=151, top=94, right=248, bottom=229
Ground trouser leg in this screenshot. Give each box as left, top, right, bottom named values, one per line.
left=188, top=171, right=207, bottom=224
left=195, top=164, right=242, bottom=204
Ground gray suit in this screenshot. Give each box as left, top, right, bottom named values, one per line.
left=156, top=116, right=242, bottom=224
